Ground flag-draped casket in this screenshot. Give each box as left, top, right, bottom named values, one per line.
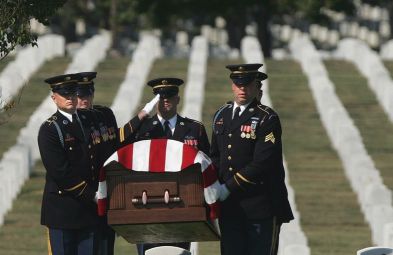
left=99, top=139, right=221, bottom=243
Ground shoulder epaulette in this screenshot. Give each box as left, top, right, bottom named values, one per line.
left=257, top=104, right=278, bottom=124
left=44, top=115, right=64, bottom=147
left=212, top=102, right=232, bottom=132
left=185, top=117, right=204, bottom=126
left=214, top=102, right=231, bottom=119
left=45, top=115, right=57, bottom=125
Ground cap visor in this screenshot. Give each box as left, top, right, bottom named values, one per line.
left=231, top=76, right=255, bottom=86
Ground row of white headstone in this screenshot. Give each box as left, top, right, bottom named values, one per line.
left=289, top=35, right=393, bottom=247
left=272, top=22, right=388, bottom=49
left=335, top=38, right=393, bottom=124
left=111, top=32, right=161, bottom=125
left=357, top=3, right=390, bottom=23
left=0, top=34, right=65, bottom=106
left=181, top=36, right=208, bottom=121
left=241, top=36, right=310, bottom=255
left=0, top=31, right=112, bottom=227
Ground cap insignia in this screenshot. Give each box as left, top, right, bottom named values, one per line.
left=65, top=76, right=71, bottom=81
left=162, top=80, right=168, bottom=85
left=83, top=77, right=88, bottom=82
left=238, top=66, right=245, bottom=71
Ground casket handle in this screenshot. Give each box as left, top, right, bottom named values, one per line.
left=132, top=190, right=182, bottom=205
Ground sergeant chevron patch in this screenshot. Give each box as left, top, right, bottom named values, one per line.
left=265, top=132, right=275, bottom=144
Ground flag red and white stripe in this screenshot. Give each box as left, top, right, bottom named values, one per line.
left=97, top=139, right=221, bottom=219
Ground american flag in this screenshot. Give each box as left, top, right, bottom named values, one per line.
left=97, top=139, right=221, bottom=219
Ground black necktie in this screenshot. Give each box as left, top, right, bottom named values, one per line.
left=164, top=120, right=172, bottom=138
left=232, top=106, right=241, bottom=122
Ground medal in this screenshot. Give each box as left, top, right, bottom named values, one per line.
left=246, top=133, right=251, bottom=139
left=241, top=132, right=246, bottom=138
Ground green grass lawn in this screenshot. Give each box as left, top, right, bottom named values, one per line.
left=325, top=60, right=393, bottom=190
left=0, top=57, right=71, bottom=158
left=383, top=61, right=393, bottom=79
left=267, top=59, right=372, bottom=255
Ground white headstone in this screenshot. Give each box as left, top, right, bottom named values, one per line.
left=383, top=222, right=393, bottom=247
left=380, top=21, right=391, bottom=38
left=215, top=16, right=226, bottom=28
left=76, top=19, right=86, bottom=36
left=176, top=31, right=189, bottom=47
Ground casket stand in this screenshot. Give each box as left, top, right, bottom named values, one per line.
left=104, top=161, right=220, bottom=244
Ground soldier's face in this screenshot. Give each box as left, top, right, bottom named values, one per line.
left=232, top=80, right=259, bottom=105
left=157, top=95, right=179, bottom=117
left=77, top=95, right=94, bottom=109
left=51, top=92, right=77, bottom=113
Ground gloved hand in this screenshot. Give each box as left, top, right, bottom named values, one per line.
left=219, top=183, right=230, bottom=201
left=142, top=94, right=160, bottom=115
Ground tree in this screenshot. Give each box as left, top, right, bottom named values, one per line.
left=0, top=0, right=66, bottom=59
left=0, top=0, right=65, bottom=124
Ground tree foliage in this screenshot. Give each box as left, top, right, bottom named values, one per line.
left=0, top=0, right=66, bottom=59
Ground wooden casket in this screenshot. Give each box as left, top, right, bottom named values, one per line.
left=104, top=160, right=220, bottom=244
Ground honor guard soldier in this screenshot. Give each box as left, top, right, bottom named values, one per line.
left=210, top=64, right=294, bottom=255
left=135, top=77, right=210, bottom=255
left=38, top=73, right=156, bottom=255
left=135, top=77, right=210, bottom=155
left=74, top=71, right=159, bottom=255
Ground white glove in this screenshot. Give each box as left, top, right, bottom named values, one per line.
left=219, top=184, right=230, bottom=201
left=142, top=94, right=160, bottom=115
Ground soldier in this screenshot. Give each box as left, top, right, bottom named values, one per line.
left=135, top=77, right=210, bottom=255
left=38, top=73, right=157, bottom=255
left=211, top=64, right=294, bottom=255
left=135, top=77, right=210, bottom=155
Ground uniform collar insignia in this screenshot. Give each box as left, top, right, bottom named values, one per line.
left=152, top=120, right=158, bottom=125
left=249, top=108, right=254, bottom=112
left=180, top=121, right=184, bottom=126
left=63, top=120, right=68, bottom=125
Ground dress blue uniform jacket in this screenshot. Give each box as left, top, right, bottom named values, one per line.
left=38, top=108, right=141, bottom=229
left=210, top=99, right=294, bottom=223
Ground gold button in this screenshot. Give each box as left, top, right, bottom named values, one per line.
left=88, top=145, right=91, bottom=149
left=90, top=155, right=93, bottom=159
left=58, top=190, right=62, bottom=194
left=69, top=147, right=72, bottom=151
left=228, top=144, right=232, bottom=149
left=91, top=166, right=94, bottom=170
left=228, top=133, right=232, bottom=138
left=229, top=167, right=233, bottom=171
left=228, top=156, right=232, bottom=160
